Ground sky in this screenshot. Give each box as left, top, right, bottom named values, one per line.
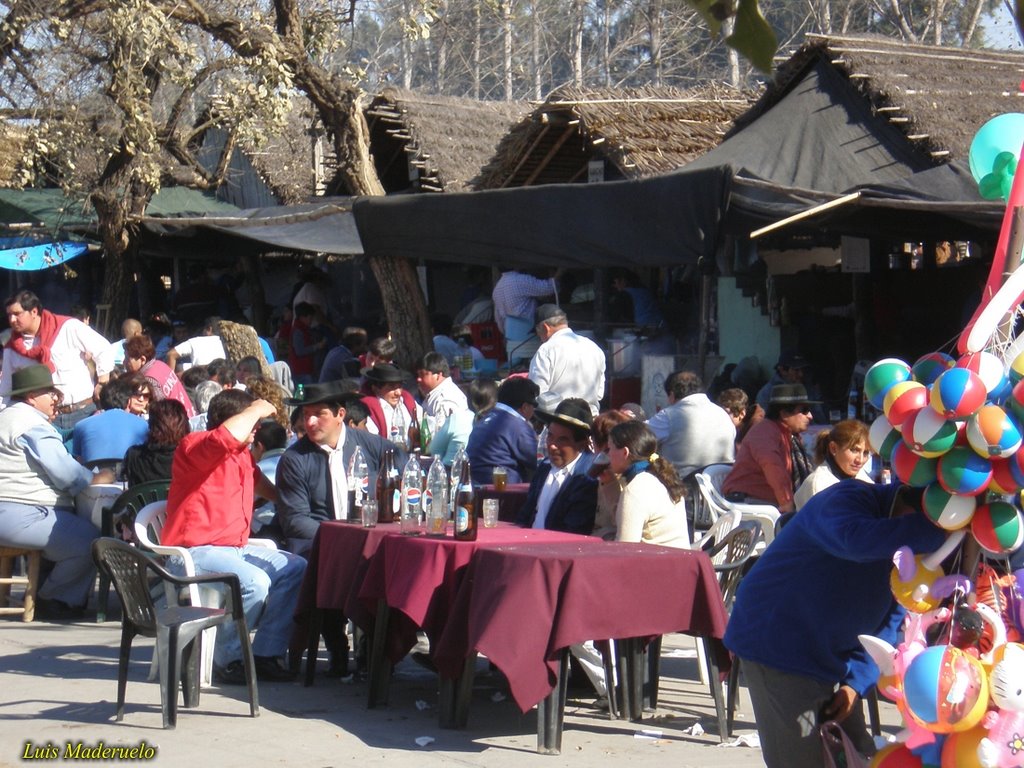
left=983, top=4, right=1024, bottom=50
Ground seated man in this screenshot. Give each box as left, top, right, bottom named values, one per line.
left=360, top=363, right=423, bottom=450
left=722, top=383, right=815, bottom=513
left=466, top=377, right=539, bottom=486
left=275, top=382, right=401, bottom=676
left=516, top=398, right=597, bottom=535
left=160, top=389, right=307, bottom=684
left=71, top=377, right=150, bottom=468
left=646, top=371, right=735, bottom=479
left=0, top=365, right=115, bottom=618
left=416, top=352, right=468, bottom=423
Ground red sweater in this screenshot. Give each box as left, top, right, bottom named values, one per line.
left=162, top=426, right=256, bottom=548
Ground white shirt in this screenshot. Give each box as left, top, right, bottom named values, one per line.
left=533, top=454, right=582, bottom=529
left=172, top=335, right=226, bottom=367
left=0, top=318, right=114, bottom=407
left=529, top=327, right=606, bottom=415
left=423, top=376, right=468, bottom=422
left=318, top=428, right=348, bottom=520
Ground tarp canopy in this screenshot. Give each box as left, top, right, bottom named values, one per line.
left=0, top=236, right=88, bottom=270
left=141, top=198, right=363, bottom=256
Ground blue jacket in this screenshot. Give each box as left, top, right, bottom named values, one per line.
left=517, top=452, right=598, bottom=535
left=465, top=405, right=537, bottom=486
left=724, top=480, right=947, bottom=695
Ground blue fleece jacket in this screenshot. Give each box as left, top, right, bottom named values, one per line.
left=724, top=480, right=947, bottom=695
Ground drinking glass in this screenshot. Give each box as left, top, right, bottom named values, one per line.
left=361, top=500, right=378, bottom=528
left=492, top=466, right=508, bottom=491
left=482, top=498, right=499, bottom=528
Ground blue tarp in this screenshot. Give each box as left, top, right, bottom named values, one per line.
left=0, top=237, right=88, bottom=270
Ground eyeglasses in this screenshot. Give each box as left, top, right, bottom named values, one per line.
left=131, top=391, right=151, bottom=400
left=798, top=405, right=813, bottom=415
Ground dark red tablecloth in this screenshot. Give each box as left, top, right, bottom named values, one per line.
left=477, top=483, right=530, bottom=522
left=432, top=541, right=729, bottom=713
left=356, top=524, right=587, bottom=663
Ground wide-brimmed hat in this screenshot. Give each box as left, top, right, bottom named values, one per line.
left=768, top=383, right=820, bottom=406
left=362, top=363, right=405, bottom=385
left=285, top=380, right=350, bottom=407
left=535, top=397, right=593, bottom=433
left=9, top=364, right=56, bottom=397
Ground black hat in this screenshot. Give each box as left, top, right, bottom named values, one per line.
left=362, top=363, right=405, bottom=385
left=534, top=303, right=566, bottom=327
left=9, top=364, right=57, bottom=397
left=285, top=380, right=350, bottom=407
left=777, top=351, right=810, bottom=369
left=768, top=383, right=820, bottom=406
left=536, top=397, right=593, bottom=433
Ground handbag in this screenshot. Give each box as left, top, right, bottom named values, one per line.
left=820, top=720, right=871, bottom=768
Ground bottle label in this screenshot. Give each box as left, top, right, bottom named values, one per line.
left=456, top=506, right=470, bottom=533
left=405, top=487, right=421, bottom=512
left=392, top=489, right=401, bottom=515
left=423, top=490, right=432, bottom=514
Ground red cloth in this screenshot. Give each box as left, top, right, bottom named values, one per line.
left=162, top=426, right=256, bottom=547
left=361, top=391, right=418, bottom=437
left=288, top=318, right=314, bottom=378
left=6, top=309, right=70, bottom=372
left=141, top=359, right=196, bottom=418
left=433, top=541, right=730, bottom=712
left=722, top=418, right=794, bottom=507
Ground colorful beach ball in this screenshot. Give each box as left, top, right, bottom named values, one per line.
left=966, top=404, right=1022, bottom=459
left=957, top=350, right=1009, bottom=397
left=937, top=446, right=992, bottom=496
left=1010, top=350, right=1024, bottom=385
left=940, top=724, right=986, bottom=768
left=903, top=406, right=958, bottom=458
left=972, top=501, right=1024, bottom=556
left=922, top=483, right=977, bottom=530
left=871, top=743, right=924, bottom=767
left=865, top=358, right=912, bottom=409
left=1008, top=379, right=1024, bottom=424
left=869, top=414, right=902, bottom=461
left=912, top=352, right=956, bottom=386
left=885, top=380, right=929, bottom=427
left=931, top=368, right=987, bottom=420
left=902, top=645, right=989, bottom=734
left=989, top=455, right=1024, bottom=494
left=891, top=441, right=940, bottom=488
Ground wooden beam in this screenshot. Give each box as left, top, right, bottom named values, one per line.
left=521, top=125, right=577, bottom=187
left=500, top=123, right=552, bottom=188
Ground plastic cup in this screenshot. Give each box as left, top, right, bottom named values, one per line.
left=483, top=498, right=499, bottom=528
left=492, top=466, right=508, bottom=491
left=361, top=500, right=378, bottom=528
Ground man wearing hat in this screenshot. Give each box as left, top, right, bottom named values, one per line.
left=516, top=398, right=598, bottom=535
left=0, top=364, right=116, bottom=619
left=756, top=351, right=825, bottom=423
left=722, top=383, right=816, bottom=513
left=360, top=363, right=423, bottom=450
left=529, top=304, right=606, bottom=416
left=276, top=382, right=404, bottom=677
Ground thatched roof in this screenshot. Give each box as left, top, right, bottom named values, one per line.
left=474, top=84, right=755, bottom=189
left=365, top=88, right=528, bottom=193
left=736, top=34, right=1024, bottom=164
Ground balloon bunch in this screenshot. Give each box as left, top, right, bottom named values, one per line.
left=969, top=113, right=1024, bottom=201
left=861, top=352, right=1024, bottom=767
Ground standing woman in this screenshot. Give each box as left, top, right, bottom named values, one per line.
left=793, top=419, right=873, bottom=510
left=606, top=421, right=690, bottom=548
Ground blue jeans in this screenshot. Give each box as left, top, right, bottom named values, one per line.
left=185, top=545, right=306, bottom=667
left=0, top=501, right=99, bottom=607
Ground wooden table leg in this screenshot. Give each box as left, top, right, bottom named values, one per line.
left=367, top=599, right=392, bottom=708
left=536, top=649, right=569, bottom=754
left=439, top=652, right=476, bottom=729
left=702, top=636, right=729, bottom=742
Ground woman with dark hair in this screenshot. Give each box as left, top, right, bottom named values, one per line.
left=591, top=409, right=632, bottom=540
left=122, top=374, right=155, bottom=419
left=793, top=419, right=872, bottom=510
left=124, top=333, right=196, bottom=418
left=606, top=420, right=689, bottom=547
left=121, top=399, right=190, bottom=486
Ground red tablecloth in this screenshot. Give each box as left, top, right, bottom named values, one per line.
left=355, top=525, right=586, bottom=662
left=433, top=541, right=729, bottom=713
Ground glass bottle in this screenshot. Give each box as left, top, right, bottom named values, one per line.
left=400, top=453, right=425, bottom=535
left=375, top=448, right=400, bottom=524
left=348, top=446, right=368, bottom=523
left=425, top=455, right=449, bottom=537
left=453, top=458, right=477, bottom=541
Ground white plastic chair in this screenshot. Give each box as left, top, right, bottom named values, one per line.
left=687, top=509, right=742, bottom=684
left=134, top=501, right=277, bottom=688
left=694, top=472, right=780, bottom=550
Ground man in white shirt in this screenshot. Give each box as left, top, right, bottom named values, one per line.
left=529, top=304, right=606, bottom=416
left=416, top=352, right=468, bottom=425
left=0, top=291, right=115, bottom=430
left=647, top=370, right=736, bottom=479
left=166, top=316, right=227, bottom=372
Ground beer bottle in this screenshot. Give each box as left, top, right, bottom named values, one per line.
left=376, top=448, right=401, bottom=524
left=453, top=458, right=477, bottom=541
left=407, top=417, right=421, bottom=454
left=419, top=413, right=432, bottom=453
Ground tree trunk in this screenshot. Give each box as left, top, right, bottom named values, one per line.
left=648, top=0, right=663, bottom=86
left=570, top=0, right=585, bottom=87
left=473, top=0, right=482, bottom=99
left=92, top=177, right=151, bottom=338
left=502, top=0, right=513, bottom=100
left=532, top=0, right=542, bottom=99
